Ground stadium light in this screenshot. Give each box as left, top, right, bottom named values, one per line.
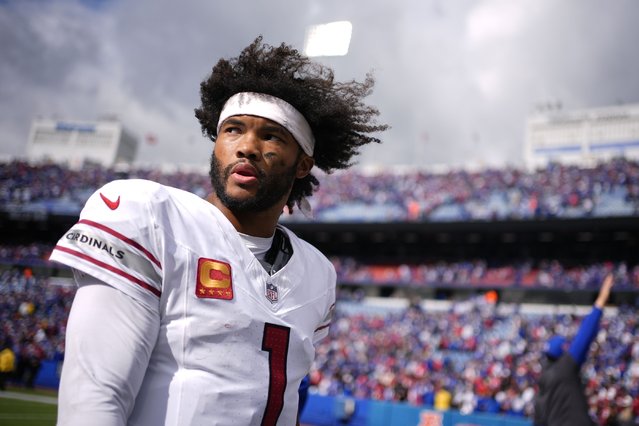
left=303, top=21, right=352, bottom=57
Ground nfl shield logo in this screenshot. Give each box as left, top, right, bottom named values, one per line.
left=265, top=282, right=278, bottom=304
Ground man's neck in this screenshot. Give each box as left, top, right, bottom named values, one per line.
left=206, top=194, right=282, bottom=238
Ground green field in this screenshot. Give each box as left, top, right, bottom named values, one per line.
left=0, top=390, right=57, bottom=426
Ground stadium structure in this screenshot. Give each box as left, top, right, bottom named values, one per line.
left=26, top=118, right=138, bottom=168
left=525, top=102, right=639, bottom=168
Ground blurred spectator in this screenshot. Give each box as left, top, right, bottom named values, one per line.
left=0, top=339, right=15, bottom=390
left=434, top=380, right=452, bottom=411
left=533, top=274, right=614, bottom=425
left=16, top=338, right=45, bottom=388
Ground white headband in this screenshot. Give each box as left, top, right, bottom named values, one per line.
left=216, top=92, right=315, bottom=156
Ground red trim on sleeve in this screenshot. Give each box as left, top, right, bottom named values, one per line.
left=78, top=219, right=162, bottom=269
left=54, top=245, right=162, bottom=298
left=314, top=323, right=330, bottom=333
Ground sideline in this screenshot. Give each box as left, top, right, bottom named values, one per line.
left=0, top=390, right=57, bottom=405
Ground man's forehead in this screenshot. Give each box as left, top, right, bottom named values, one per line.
left=216, top=92, right=314, bottom=156
left=221, top=115, right=295, bottom=137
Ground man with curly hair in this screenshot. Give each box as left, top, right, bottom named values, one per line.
left=50, top=36, right=386, bottom=425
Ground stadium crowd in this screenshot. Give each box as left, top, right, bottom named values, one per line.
left=0, top=268, right=70, bottom=389
left=1, top=157, right=638, bottom=424
left=333, top=257, right=639, bottom=291
left=2, top=244, right=638, bottom=291
left=1, top=157, right=638, bottom=221
left=310, top=292, right=639, bottom=425
left=312, top=156, right=639, bottom=221
left=1, top=267, right=637, bottom=425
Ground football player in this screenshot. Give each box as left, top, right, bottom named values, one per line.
left=50, top=36, right=387, bottom=425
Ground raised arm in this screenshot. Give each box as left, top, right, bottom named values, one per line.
left=594, top=273, right=614, bottom=309
left=568, top=274, right=614, bottom=366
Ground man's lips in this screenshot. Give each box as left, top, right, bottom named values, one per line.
left=230, top=162, right=259, bottom=184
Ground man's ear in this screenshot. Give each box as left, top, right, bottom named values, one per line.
left=296, top=155, right=314, bottom=179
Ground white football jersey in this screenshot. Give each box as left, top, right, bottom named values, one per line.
left=50, top=179, right=336, bottom=426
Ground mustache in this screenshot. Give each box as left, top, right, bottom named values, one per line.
left=224, top=160, right=266, bottom=180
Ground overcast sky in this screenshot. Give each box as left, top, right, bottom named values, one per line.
left=1, top=0, right=638, bottom=170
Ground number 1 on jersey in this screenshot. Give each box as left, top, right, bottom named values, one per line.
left=261, top=323, right=291, bottom=426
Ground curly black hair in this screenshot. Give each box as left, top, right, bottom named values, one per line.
left=195, top=36, right=388, bottom=212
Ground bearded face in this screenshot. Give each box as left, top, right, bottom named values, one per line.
left=209, top=153, right=297, bottom=214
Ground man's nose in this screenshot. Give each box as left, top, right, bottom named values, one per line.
left=236, top=132, right=262, bottom=160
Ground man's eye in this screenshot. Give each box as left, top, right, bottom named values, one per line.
left=265, top=134, right=282, bottom=142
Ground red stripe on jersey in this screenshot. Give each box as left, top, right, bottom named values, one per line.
left=313, top=303, right=335, bottom=333
left=54, top=245, right=162, bottom=297
left=314, top=323, right=330, bottom=333
left=78, top=219, right=162, bottom=269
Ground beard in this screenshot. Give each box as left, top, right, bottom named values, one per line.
left=209, top=154, right=297, bottom=214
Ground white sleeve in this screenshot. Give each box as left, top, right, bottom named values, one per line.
left=49, top=179, right=164, bottom=312
left=312, top=263, right=336, bottom=345
left=57, top=276, right=160, bottom=426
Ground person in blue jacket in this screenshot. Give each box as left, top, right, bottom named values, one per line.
left=533, top=274, right=614, bottom=426
left=298, top=375, right=310, bottom=417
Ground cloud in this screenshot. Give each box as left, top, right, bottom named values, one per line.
left=466, top=0, right=536, bottom=46
left=1, top=0, right=638, bottom=169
